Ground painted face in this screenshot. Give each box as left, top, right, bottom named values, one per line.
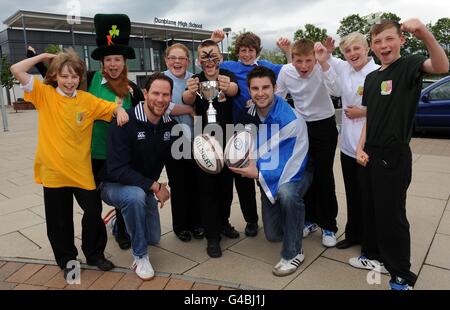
left=144, top=79, right=172, bottom=117
left=103, top=55, right=125, bottom=79
left=165, top=47, right=189, bottom=78
left=342, top=42, right=370, bottom=71
left=249, top=76, right=275, bottom=113
left=56, top=65, right=80, bottom=96
left=371, top=27, right=405, bottom=69
left=198, top=45, right=222, bottom=78
left=238, top=46, right=258, bottom=65
left=292, top=53, right=316, bottom=78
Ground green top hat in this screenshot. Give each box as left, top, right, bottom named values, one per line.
left=91, top=14, right=136, bottom=60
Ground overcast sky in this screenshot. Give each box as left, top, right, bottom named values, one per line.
left=0, top=0, right=448, bottom=49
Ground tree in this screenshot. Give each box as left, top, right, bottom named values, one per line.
left=259, top=48, right=287, bottom=64
left=337, top=14, right=369, bottom=37
left=226, top=30, right=245, bottom=61
left=379, top=12, right=401, bottom=23
left=44, top=44, right=62, bottom=54
left=1, top=55, right=15, bottom=105
left=294, top=24, right=328, bottom=43
left=431, top=18, right=450, bottom=57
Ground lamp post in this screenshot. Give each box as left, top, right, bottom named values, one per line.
left=222, top=27, right=232, bottom=60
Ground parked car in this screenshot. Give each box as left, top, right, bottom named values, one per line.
left=415, top=76, right=450, bottom=131
left=422, top=78, right=437, bottom=89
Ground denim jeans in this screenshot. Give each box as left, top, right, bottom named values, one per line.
left=101, top=182, right=161, bottom=258
left=261, top=167, right=313, bottom=260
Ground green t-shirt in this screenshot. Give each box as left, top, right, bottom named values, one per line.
left=362, top=54, right=426, bottom=146
left=89, top=71, right=132, bottom=159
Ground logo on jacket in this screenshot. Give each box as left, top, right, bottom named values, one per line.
left=137, top=131, right=146, bottom=140
left=76, top=112, right=85, bottom=125
left=380, top=80, right=393, bottom=95
left=164, top=131, right=171, bottom=141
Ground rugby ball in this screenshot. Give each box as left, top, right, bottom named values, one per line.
left=193, top=134, right=224, bottom=174
left=224, top=131, right=253, bottom=168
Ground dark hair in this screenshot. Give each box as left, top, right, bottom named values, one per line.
left=144, top=72, right=174, bottom=93
left=370, top=20, right=402, bottom=38
left=235, top=32, right=262, bottom=56
left=247, top=66, right=276, bottom=88
left=199, top=39, right=220, bottom=50
left=292, top=38, right=315, bottom=57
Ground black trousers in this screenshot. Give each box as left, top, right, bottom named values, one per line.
left=197, top=165, right=234, bottom=240
left=360, top=144, right=417, bottom=286
left=340, top=152, right=363, bottom=243
left=43, top=187, right=107, bottom=269
left=304, top=116, right=339, bottom=232
left=166, top=156, right=202, bottom=234
left=234, top=175, right=258, bottom=224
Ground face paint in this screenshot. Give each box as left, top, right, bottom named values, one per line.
left=199, top=48, right=220, bottom=68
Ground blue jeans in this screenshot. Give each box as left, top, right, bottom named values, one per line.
left=101, top=182, right=161, bottom=258
left=261, top=168, right=313, bottom=260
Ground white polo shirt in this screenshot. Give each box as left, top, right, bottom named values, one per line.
left=275, top=63, right=340, bottom=122
left=329, top=56, right=379, bottom=158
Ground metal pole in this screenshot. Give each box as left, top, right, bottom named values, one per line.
left=22, top=15, right=28, bottom=51
left=71, top=25, right=76, bottom=47
left=142, top=28, right=147, bottom=76
left=191, top=31, right=195, bottom=74
left=0, top=87, right=9, bottom=132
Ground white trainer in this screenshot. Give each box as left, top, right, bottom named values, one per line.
left=131, top=255, right=155, bottom=280
left=303, top=222, right=318, bottom=238
left=322, top=230, right=337, bottom=247
left=272, top=250, right=305, bottom=277
left=349, top=255, right=389, bottom=274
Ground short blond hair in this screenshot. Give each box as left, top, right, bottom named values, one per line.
left=44, top=48, right=86, bottom=88
left=339, top=32, right=368, bottom=53
left=165, top=43, right=190, bottom=59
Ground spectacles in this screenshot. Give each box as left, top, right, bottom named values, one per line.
left=167, top=56, right=188, bottom=62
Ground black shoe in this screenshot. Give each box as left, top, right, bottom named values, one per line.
left=176, top=230, right=192, bottom=242
left=87, top=257, right=115, bottom=271
left=221, top=223, right=240, bottom=239
left=191, top=228, right=205, bottom=240
left=335, top=239, right=359, bottom=250
left=206, top=239, right=222, bottom=258
left=115, top=233, right=131, bottom=250
left=245, top=222, right=259, bottom=237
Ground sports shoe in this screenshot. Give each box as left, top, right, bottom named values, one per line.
left=390, top=276, right=413, bottom=290
left=131, top=255, right=154, bottom=281
left=322, top=230, right=337, bottom=247
left=349, top=255, right=389, bottom=274
left=302, top=222, right=318, bottom=238
left=272, top=249, right=305, bottom=277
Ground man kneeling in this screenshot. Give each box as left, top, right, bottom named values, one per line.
left=230, top=66, right=312, bottom=276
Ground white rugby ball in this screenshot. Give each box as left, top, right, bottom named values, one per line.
left=224, top=131, right=253, bottom=168
left=193, top=134, right=224, bottom=174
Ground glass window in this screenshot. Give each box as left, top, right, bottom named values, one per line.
left=127, top=48, right=141, bottom=72
left=143, top=48, right=152, bottom=71
left=87, top=46, right=101, bottom=71
left=153, top=49, right=162, bottom=71
left=429, top=81, right=450, bottom=100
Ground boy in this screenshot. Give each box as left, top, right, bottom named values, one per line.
left=211, top=29, right=291, bottom=238
left=276, top=39, right=341, bottom=247
left=326, top=33, right=380, bottom=250
left=10, top=50, right=128, bottom=277
left=183, top=40, right=239, bottom=257
left=354, top=19, right=448, bottom=290
left=230, top=66, right=312, bottom=276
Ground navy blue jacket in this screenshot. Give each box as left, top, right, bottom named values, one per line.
left=105, top=102, right=177, bottom=193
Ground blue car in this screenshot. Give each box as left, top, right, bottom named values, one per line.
left=415, top=76, right=450, bottom=131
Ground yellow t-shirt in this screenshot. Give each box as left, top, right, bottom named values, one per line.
left=24, top=78, right=117, bottom=190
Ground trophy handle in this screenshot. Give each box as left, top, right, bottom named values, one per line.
left=196, top=91, right=203, bottom=99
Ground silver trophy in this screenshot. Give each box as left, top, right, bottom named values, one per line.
left=196, top=81, right=222, bottom=124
